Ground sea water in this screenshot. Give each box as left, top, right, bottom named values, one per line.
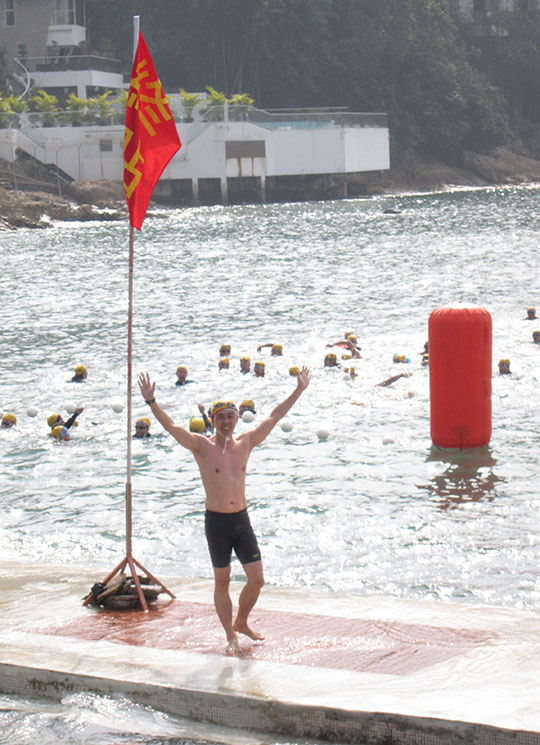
left=1, top=185, right=540, bottom=742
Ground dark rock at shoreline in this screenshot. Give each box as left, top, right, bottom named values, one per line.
left=1, top=143, right=539, bottom=230
left=0, top=184, right=127, bottom=230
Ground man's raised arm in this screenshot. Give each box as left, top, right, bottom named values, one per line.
left=137, top=372, right=201, bottom=452
left=248, top=366, right=310, bottom=449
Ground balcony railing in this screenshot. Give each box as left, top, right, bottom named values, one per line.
left=19, top=55, right=121, bottom=74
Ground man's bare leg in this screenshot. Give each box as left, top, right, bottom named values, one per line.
left=213, top=566, right=239, bottom=654
left=233, top=560, right=265, bottom=641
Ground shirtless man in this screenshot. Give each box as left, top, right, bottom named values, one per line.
left=138, top=366, right=310, bottom=653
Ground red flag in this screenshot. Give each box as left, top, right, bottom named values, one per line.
left=124, top=32, right=181, bottom=230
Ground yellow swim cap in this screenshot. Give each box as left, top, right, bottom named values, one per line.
left=176, top=365, right=187, bottom=373
left=255, top=361, right=265, bottom=368
left=393, top=354, right=406, bottom=363
left=220, top=344, right=231, bottom=354
left=210, top=400, right=237, bottom=417
left=74, top=365, right=86, bottom=376
left=240, top=356, right=250, bottom=362
left=325, top=353, right=337, bottom=363
left=47, top=413, right=60, bottom=428
left=240, top=399, right=255, bottom=411
left=289, top=366, right=299, bottom=376
left=499, top=358, right=510, bottom=366
left=51, top=425, right=64, bottom=438
left=341, top=354, right=352, bottom=360
left=271, top=344, right=282, bottom=354
left=189, top=417, right=205, bottom=433
left=219, top=357, right=230, bottom=367
left=2, top=413, right=16, bottom=424
left=344, top=331, right=354, bottom=339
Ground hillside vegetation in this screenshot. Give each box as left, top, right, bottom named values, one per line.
left=82, top=0, right=540, bottom=166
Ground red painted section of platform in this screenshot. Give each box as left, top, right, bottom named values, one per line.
left=42, top=599, right=494, bottom=675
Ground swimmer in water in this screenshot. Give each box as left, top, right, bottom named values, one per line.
left=1, top=413, right=16, bottom=429
left=376, top=372, right=412, bottom=387
left=257, top=343, right=283, bottom=356
left=51, top=425, right=70, bottom=441
left=47, top=407, right=84, bottom=433
left=219, top=343, right=231, bottom=357
left=525, top=307, right=537, bottom=320
left=239, top=356, right=251, bottom=374
left=197, top=402, right=214, bottom=435
left=175, top=365, right=192, bottom=386
left=324, top=352, right=339, bottom=368
left=239, top=399, right=256, bottom=416
left=253, top=361, right=265, bottom=377
left=533, top=331, right=540, bottom=344
left=498, top=358, right=511, bottom=375
left=134, top=418, right=151, bottom=438
left=71, top=365, right=87, bottom=382
left=219, top=357, right=230, bottom=370
left=137, top=366, right=310, bottom=655
left=327, top=334, right=361, bottom=358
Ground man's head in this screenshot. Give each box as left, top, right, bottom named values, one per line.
left=498, top=358, right=511, bottom=375
left=254, top=361, right=265, bottom=377
left=240, top=356, right=250, bottom=373
left=219, top=343, right=231, bottom=357
left=324, top=353, right=337, bottom=367
left=210, top=400, right=238, bottom=435
left=271, top=344, right=282, bottom=357
left=176, top=365, right=188, bottom=383
left=218, top=357, right=230, bottom=370
left=533, top=330, right=540, bottom=344
left=527, top=307, right=536, bottom=320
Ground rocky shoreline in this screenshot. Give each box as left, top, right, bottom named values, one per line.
left=1, top=145, right=539, bottom=230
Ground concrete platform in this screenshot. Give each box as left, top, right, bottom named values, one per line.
left=1, top=561, right=540, bottom=744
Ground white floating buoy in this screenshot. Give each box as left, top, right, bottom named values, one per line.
left=65, top=402, right=77, bottom=414
left=242, top=411, right=254, bottom=423
left=26, top=407, right=38, bottom=417
left=111, top=402, right=124, bottom=413
left=317, top=428, right=329, bottom=441
left=281, top=420, right=293, bottom=432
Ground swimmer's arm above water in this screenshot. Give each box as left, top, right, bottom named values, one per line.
left=137, top=372, right=202, bottom=452
left=247, top=366, right=310, bottom=449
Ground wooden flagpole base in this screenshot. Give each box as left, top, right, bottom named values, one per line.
left=82, top=553, right=175, bottom=610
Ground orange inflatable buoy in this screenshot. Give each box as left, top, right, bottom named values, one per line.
left=429, top=304, right=492, bottom=448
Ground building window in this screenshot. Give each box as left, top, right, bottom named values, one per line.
left=5, top=0, right=15, bottom=26
left=52, top=0, right=75, bottom=25
left=99, top=139, right=113, bottom=152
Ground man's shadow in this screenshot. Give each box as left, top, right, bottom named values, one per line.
left=419, top=445, right=504, bottom=510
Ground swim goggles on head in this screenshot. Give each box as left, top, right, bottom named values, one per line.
left=210, top=401, right=238, bottom=417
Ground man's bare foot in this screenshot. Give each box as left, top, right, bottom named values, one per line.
left=225, top=634, right=240, bottom=655
left=233, top=621, right=264, bottom=641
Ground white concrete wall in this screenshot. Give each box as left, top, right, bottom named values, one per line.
left=0, top=117, right=390, bottom=183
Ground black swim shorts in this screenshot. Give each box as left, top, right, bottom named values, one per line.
left=204, top=508, right=261, bottom=568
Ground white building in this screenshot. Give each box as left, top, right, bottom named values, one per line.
left=0, top=0, right=125, bottom=100
left=0, top=1, right=390, bottom=203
